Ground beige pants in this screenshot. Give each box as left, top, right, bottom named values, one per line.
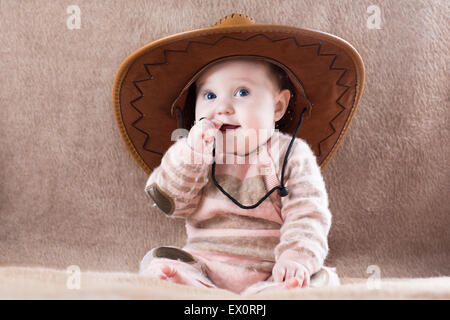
left=139, top=246, right=340, bottom=294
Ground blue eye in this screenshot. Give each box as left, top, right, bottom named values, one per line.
left=237, top=88, right=249, bottom=97
left=205, top=92, right=216, bottom=100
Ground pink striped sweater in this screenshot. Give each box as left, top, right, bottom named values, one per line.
left=144, top=130, right=332, bottom=284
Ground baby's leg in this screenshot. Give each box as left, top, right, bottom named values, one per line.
left=182, top=249, right=272, bottom=294
left=139, top=247, right=216, bottom=289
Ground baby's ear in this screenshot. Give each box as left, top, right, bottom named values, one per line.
left=274, top=89, right=291, bottom=121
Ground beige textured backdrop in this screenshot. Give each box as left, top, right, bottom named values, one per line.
left=1, top=0, right=449, bottom=279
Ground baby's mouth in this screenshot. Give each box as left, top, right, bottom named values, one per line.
left=219, top=124, right=241, bottom=133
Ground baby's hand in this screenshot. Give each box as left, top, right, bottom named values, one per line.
left=272, top=260, right=310, bottom=288
left=187, top=118, right=223, bottom=154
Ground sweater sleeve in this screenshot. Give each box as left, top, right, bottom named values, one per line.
left=144, top=137, right=213, bottom=219
left=273, top=138, right=332, bottom=276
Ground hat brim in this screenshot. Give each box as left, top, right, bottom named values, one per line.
left=113, top=23, right=365, bottom=174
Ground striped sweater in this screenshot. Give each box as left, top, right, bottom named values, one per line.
left=144, top=130, right=332, bottom=277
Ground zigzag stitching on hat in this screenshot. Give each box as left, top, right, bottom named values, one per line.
left=312, top=49, right=352, bottom=158
left=130, top=33, right=353, bottom=162
left=130, top=65, right=163, bottom=156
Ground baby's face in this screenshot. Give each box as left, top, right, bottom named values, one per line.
left=194, top=59, right=290, bottom=156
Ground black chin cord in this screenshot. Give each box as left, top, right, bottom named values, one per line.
left=211, top=107, right=308, bottom=209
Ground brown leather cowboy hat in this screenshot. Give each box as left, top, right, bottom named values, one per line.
left=112, top=13, right=365, bottom=175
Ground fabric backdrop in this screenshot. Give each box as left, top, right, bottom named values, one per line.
left=0, top=0, right=448, bottom=280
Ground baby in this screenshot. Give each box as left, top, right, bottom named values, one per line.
left=139, top=57, right=337, bottom=294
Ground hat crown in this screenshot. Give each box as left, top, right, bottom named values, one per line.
left=213, top=13, right=255, bottom=27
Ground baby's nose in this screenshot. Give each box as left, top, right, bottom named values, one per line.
left=215, top=99, right=234, bottom=115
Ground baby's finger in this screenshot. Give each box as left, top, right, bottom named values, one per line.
left=204, top=135, right=216, bottom=144
left=286, top=277, right=299, bottom=288
left=210, top=119, right=223, bottom=129
left=301, top=271, right=310, bottom=288
left=196, top=117, right=208, bottom=126
left=301, top=276, right=309, bottom=288
left=286, top=267, right=296, bottom=281
left=204, top=127, right=219, bottom=142
left=272, top=266, right=286, bottom=283
left=194, top=117, right=212, bottom=132
left=198, top=117, right=216, bottom=129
